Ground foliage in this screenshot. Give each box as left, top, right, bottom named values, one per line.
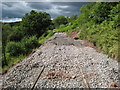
left=2, top=10, right=54, bottom=71
left=39, top=30, right=54, bottom=44
left=67, top=14, right=78, bottom=23
left=1, top=54, right=25, bottom=71
left=57, top=2, right=120, bottom=61
left=2, top=24, right=13, bottom=66
left=8, top=29, right=24, bottom=42
left=52, top=16, right=68, bottom=28
left=22, top=36, right=39, bottom=54
left=21, top=10, right=52, bottom=37
left=78, top=2, right=120, bottom=60
left=6, top=42, right=24, bottom=56
left=2, top=24, right=12, bottom=45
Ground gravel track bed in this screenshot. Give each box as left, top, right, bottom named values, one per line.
left=2, top=33, right=119, bottom=88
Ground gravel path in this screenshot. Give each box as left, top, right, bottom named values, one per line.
left=2, top=33, right=120, bottom=89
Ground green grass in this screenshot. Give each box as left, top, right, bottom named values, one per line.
left=39, top=30, right=54, bottom=44
left=1, top=54, right=26, bottom=71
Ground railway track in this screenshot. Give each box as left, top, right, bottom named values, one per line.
left=30, top=60, right=92, bottom=89
left=79, top=66, right=91, bottom=89
left=31, top=65, right=45, bottom=90
left=2, top=33, right=119, bottom=88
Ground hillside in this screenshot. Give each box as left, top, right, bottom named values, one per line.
left=2, top=32, right=119, bottom=88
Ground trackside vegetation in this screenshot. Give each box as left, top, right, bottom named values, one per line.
left=55, top=2, right=120, bottom=61
left=1, top=10, right=53, bottom=71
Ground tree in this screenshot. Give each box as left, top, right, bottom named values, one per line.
left=2, top=24, right=12, bottom=66
left=21, top=10, right=52, bottom=37
left=109, top=3, right=120, bottom=27
left=77, top=2, right=95, bottom=25
left=68, top=14, right=78, bottom=22
left=89, top=2, right=118, bottom=24
left=52, top=16, right=68, bottom=28
left=8, top=26, right=24, bottom=42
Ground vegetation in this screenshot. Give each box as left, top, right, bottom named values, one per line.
left=1, top=10, right=53, bottom=71
left=52, top=16, right=68, bottom=28
left=21, top=10, right=52, bottom=37
left=56, top=2, right=120, bottom=61
left=2, top=2, right=120, bottom=71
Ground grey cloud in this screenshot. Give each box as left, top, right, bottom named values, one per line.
left=26, top=2, right=88, bottom=18
left=53, top=2, right=88, bottom=10
left=2, top=2, right=17, bottom=7
left=2, top=2, right=32, bottom=18
left=27, top=2, right=52, bottom=10
left=2, top=2, right=88, bottom=20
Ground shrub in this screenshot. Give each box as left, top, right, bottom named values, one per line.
left=59, top=24, right=65, bottom=28
left=8, top=30, right=24, bottom=42
left=22, top=36, right=39, bottom=53
left=6, top=42, right=24, bottom=56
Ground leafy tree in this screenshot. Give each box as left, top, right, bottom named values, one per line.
left=6, top=42, right=24, bottom=56
left=2, top=24, right=12, bottom=66
left=8, top=26, right=24, bottom=42
left=21, top=10, right=52, bottom=37
left=77, top=2, right=95, bottom=26
left=109, top=3, right=120, bottom=27
left=22, top=36, right=39, bottom=54
left=67, top=14, right=78, bottom=23
left=89, top=2, right=118, bottom=24
left=52, top=16, right=68, bottom=28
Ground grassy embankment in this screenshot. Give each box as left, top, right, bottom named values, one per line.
left=55, top=2, right=120, bottom=61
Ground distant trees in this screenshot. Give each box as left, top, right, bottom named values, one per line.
left=68, top=14, right=78, bottom=22
left=21, top=10, right=52, bottom=37
left=8, top=29, right=24, bottom=42
left=52, top=16, right=68, bottom=28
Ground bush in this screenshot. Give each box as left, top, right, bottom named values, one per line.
left=6, top=42, right=24, bottom=56
left=8, top=30, right=24, bottom=42
left=59, top=24, right=65, bottom=28
left=22, top=36, right=39, bottom=53
left=52, top=16, right=68, bottom=28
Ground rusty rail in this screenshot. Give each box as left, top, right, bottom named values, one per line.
left=31, top=65, right=45, bottom=90
left=79, top=66, right=91, bottom=90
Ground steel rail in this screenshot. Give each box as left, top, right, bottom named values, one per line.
left=31, top=65, right=45, bottom=90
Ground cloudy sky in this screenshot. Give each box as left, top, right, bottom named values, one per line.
left=1, top=1, right=89, bottom=22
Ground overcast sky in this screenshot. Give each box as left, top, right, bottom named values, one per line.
left=1, top=1, right=89, bottom=22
